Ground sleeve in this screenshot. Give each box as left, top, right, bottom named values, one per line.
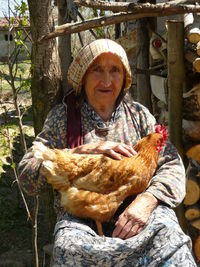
left=137, top=103, right=186, bottom=208
left=146, top=141, right=186, bottom=208
left=18, top=104, right=67, bottom=196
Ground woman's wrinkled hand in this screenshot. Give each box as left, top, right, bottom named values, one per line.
left=70, top=141, right=137, bottom=160
left=112, top=192, right=158, bottom=239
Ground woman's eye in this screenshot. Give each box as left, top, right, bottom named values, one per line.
left=91, top=66, right=103, bottom=73
left=111, top=66, right=120, bottom=73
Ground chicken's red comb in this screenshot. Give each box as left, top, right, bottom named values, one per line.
left=155, top=124, right=168, bottom=141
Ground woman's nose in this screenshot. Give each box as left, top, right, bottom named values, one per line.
left=101, top=71, right=112, bottom=87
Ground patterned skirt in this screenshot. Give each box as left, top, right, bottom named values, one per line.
left=53, top=205, right=197, bottom=267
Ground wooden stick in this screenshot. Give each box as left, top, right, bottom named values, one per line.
left=74, top=0, right=199, bottom=12
left=168, top=20, right=185, bottom=157
left=38, top=4, right=200, bottom=42
left=167, top=20, right=186, bottom=231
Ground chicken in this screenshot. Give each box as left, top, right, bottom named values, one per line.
left=33, top=125, right=168, bottom=236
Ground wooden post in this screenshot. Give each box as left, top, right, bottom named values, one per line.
left=167, top=20, right=186, bottom=232
left=57, top=0, right=73, bottom=94
left=136, top=18, right=152, bottom=112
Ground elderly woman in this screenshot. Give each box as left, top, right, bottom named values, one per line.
left=18, top=39, right=196, bottom=266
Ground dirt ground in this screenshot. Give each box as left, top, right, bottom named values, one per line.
left=0, top=162, right=53, bottom=267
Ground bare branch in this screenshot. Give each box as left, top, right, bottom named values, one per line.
left=74, top=0, right=199, bottom=12
left=77, top=10, right=98, bottom=39
left=33, top=195, right=39, bottom=267
left=74, top=0, right=129, bottom=12
left=38, top=3, right=200, bottom=43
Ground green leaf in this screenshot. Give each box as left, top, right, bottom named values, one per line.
left=21, top=1, right=28, bottom=14
left=14, top=39, right=24, bottom=47
left=20, top=18, right=28, bottom=27
left=17, top=30, right=23, bottom=39
left=11, top=162, right=16, bottom=169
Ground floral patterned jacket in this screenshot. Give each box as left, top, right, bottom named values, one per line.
left=18, top=99, right=186, bottom=218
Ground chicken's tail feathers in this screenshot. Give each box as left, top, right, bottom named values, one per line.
left=32, top=141, right=55, bottom=162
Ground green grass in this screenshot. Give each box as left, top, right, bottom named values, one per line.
left=0, top=60, right=33, bottom=174
left=0, top=107, right=34, bottom=174
left=0, top=60, right=31, bottom=93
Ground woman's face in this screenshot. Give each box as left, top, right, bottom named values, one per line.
left=83, top=53, right=125, bottom=109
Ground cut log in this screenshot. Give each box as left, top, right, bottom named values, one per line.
left=183, top=83, right=200, bottom=120
left=185, top=205, right=200, bottom=221
left=184, top=13, right=200, bottom=44
left=185, top=50, right=200, bottom=72
left=184, top=13, right=194, bottom=29
left=193, top=58, right=200, bottom=72
left=197, top=41, right=200, bottom=56
left=187, top=28, right=200, bottom=44
left=184, top=177, right=200, bottom=205
left=191, top=219, right=200, bottom=230
left=194, top=235, right=200, bottom=262
left=186, top=144, right=200, bottom=165
left=183, top=120, right=200, bottom=141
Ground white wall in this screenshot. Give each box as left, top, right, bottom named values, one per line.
left=0, top=30, right=32, bottom=62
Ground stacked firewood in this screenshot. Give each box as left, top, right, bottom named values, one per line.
left=183, top=158, right=200, bottom=262
left=182, top=13, right=200, bottom=263
left=184, top=13, right=200, bottom=73
left=149, top=13, right=200, bottom=262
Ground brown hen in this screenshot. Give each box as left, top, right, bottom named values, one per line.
left=33, top=125, right=168, bottom=235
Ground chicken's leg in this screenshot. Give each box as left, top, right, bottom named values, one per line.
left=96, top=221, right=104, bottom=236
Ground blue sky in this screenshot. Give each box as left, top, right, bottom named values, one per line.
left=0, top=0, right=28, bottom=17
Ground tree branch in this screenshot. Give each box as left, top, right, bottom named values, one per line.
left=38, top=3, right=200, bottom=43
left=74, top=0, right=199, bottom=12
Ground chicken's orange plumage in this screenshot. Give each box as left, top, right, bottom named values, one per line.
left=33, top=125, right=167, bottom=235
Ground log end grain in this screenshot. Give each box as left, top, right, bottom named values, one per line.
left=188, top=29, right=200, bottom=44
left=184, top=178, right=200, bottom=205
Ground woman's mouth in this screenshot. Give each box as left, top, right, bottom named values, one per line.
left=97, top=89, right=113, bottom=93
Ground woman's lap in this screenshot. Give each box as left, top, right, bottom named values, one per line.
left=53, top=205, right=196, bottom=267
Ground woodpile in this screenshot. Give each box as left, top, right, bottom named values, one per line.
left=183, top=20, right=200, bottom=262
left=184, top=13, right=200, bottom=73
left=183, top=160, right=200, bottom=262
left=149, top=14, right=200, bottom=263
